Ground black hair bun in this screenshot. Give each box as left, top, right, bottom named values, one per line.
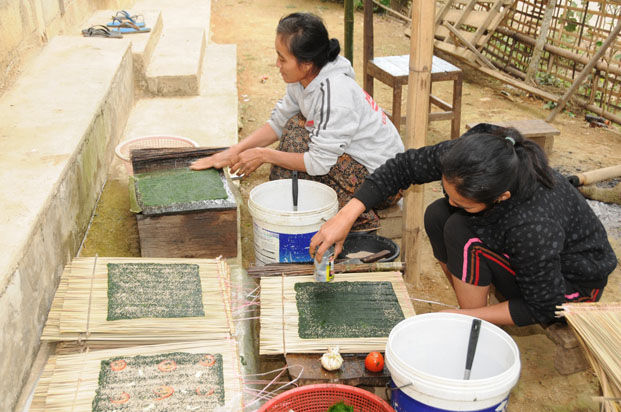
left=327, top=38, right=340, bottom=61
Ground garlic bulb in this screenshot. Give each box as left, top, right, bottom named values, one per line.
left=321, top=346, right=343, bottom=371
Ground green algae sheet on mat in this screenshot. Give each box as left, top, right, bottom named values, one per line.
left=295, top=281, right=405, bottom=339
left=133, top=167, right=228, bottom=211
left=107, top=263, right=205, bottom=321
left=92, top=352, right=225, bottom=411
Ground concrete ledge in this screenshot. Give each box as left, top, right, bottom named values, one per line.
left=146, top=27, right=206, bottom=96
left=122, top=94, right=238, bottom=148
left=0, top=36, right=134, bottom=411
left=123, top=42, right=238, bottom=148
left=134, top=0, right=211, bottom=34
left=201, top=44, right=237, bottom=96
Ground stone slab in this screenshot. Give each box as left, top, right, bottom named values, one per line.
left=146, top=27, right=206, bottom=96
left=121, top=94, right=238, bottom=148
left=200, top=44, right=237, bottom=96
left=134, top=0, right=211, bottom=34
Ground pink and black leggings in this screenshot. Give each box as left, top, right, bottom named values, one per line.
left=423, top=198, right=603, bottom=325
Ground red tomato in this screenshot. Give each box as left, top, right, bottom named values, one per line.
left=365, top=352, right=384, bottom=372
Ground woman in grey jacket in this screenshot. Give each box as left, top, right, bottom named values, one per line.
left=191, top=12, right=404, bottom=229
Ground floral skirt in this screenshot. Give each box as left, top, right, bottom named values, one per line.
left=269, top=113, right=401, bottom=231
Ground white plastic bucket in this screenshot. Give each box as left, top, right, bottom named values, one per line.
left=386, top=313, right=521, bottom=412
left=248, top=179, right=338, bottom=264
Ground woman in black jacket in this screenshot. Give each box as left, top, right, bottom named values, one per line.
left=309, top=124, right=617, bottom=326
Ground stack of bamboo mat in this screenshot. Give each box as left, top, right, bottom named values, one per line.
left=42, top=257, right=234, bottom=352
left=260, top=272, right=415, bottom=354
left=560, top=302, right=621, bottom=412
left=30, top=340, right=243, bottom=412
left=32, top=257, right=241, bottom=411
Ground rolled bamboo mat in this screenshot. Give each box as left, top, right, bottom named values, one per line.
left=248, top=261, right=405, bottom=277
left=42, top=257, right=234, bottom=345
left=559, top=302, right=621, bottom=412
left=260, top=272, right=415, bottom=355
left=29, top=340, right=243, bottom=412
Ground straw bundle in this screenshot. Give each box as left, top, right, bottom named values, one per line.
left=42, top=257, right=234, bottom=345
left=260, top=272, right=415, bottom=355
left=560, top=302, right=621, bottom=412
left=29, top=340, right=243, bottom=412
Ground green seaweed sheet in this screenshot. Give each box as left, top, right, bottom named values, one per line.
left=295, top=281, right=405, bottom=339
left=107, top=263, right=205, bottom=321
left=134, top=167, right=227, bottom=208
left=92, top=352, right=225, bottom=411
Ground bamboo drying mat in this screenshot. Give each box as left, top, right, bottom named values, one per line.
left=29, top=340, right=243, bottom=412
left=260, top=272, right=415, bottom=354
left=560, top=302, right=621, bottom=411
left=42, top=257, right=234, bottom=344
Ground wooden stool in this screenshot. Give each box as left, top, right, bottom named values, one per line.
left=366, top=55, right=463, bottom=138
left=363, top=0, right=462, bottom=139
left=285, top=353, right=390, bottom=387
left=466, top=119, right=560, bottom=155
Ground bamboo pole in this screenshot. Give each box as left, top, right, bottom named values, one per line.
left=525, top=0, right=558, bottom=84
left=363, top=0, right=374, bottom=95
left=547, top=18, right=621, bottom=122
left=402, top=0, right=435, bottom=286
left=495, top=26, right=621, bottom=78
left=344, top=0, right=354, bottom=64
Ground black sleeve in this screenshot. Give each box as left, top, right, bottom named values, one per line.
left=353, top=140, right=456, bottom=210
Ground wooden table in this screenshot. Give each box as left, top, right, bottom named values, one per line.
left=466, top=119, right=560, bottom=154
left=285, top=353, right=391, bottom=387
left=367, top=55, right=463, bottom=139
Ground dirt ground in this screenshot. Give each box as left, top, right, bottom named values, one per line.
left=80, top=0, right=621, bottom=410
left=206, top=0, right=621, bottom=410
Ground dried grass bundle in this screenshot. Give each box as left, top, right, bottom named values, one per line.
left=560, top=302, right=621, bottom=412
left=29, top=340, right=243, bottom=412
left=42, top=257, right=234, bottom=345
left=260, top=272, right=415, bottom=355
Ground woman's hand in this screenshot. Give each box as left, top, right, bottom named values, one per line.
left=190, top=148, right=237, bottom=170
left=310, top=198, right=366, bottom=262
left=230, top=148, right=267, bottom=176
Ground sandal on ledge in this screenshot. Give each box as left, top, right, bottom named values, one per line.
left=107, top=10, right=146, bottom=27
left=81, top=25, right=123, bottom=38
left=110, top=20, right=151, bottom=34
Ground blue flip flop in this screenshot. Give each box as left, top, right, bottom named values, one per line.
left=107, top=10, right=146, bottom=28
left=110, top=21, right=151, bottom=34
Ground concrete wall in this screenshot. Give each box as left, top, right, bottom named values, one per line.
left=0, top=0, right=133, bottom=93
left=0, top=1, right=135, bottom=406
left=0, top=45, right=134, bottom=410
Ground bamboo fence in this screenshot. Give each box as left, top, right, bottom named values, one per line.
left=260, top=272, right=416, bottom=355
left=41, top=257, right=234, bottom=346
left=483, top=0, right=621, bottom=121
left=559, top=302, right=621, bottom=412
left=29, top=340, right=243, bottom=412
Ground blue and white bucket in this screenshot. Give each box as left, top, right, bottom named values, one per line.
left=248, top=179, right=338, bottom=264
left=386, top=313, right=521, bottom=412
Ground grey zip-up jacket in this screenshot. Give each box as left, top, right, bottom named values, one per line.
left=267, top=55, right=404, bottom=176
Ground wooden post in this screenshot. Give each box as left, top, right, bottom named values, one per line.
left=525, top=0, right=557, bottom=84
left=363, top=0, right=374, bottom=95
left=344, top=0, right=354, bottom=64
left=547, top=18, right=621, bottom=122
left=402, top=0, right=435, bottom=286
